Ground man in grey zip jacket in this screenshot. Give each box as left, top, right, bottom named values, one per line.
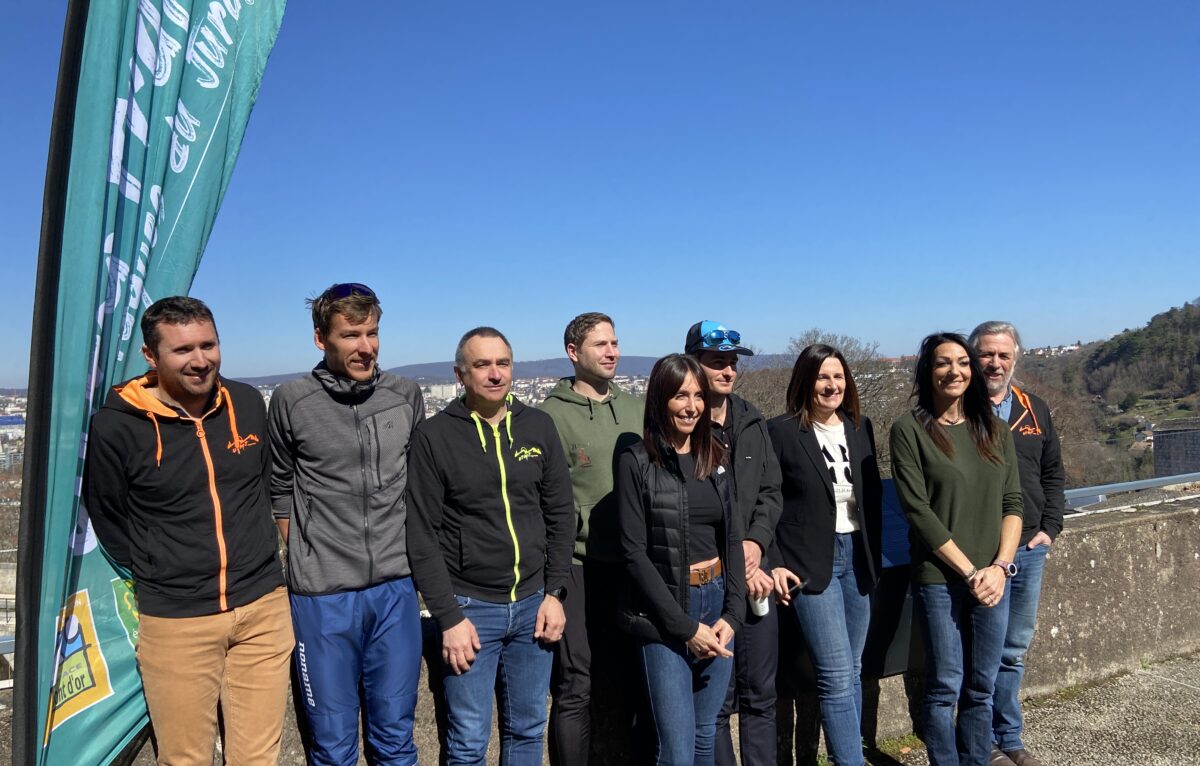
left=268, top=283, right=424, bottom=766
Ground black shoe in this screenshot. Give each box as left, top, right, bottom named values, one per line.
left=990, top=745, right=1018, bottom=766
left=1004, top=749, right=1044, bottom=766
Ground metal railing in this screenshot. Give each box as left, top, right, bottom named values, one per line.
left=1065, top=471, right=1200, bottom=510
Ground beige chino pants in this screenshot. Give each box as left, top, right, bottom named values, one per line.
left=136, top=586, right=294, bottom=765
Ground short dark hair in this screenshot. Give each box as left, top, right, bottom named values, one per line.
left=910, top=332, right=1000, bottom=462
left=563, top=312, right=614, bottom=351
left=455, top=326, right=513, bottom=369
left=141, top=296, right=216, bottom=355
left=307, top=283, right=382, bottom=336
left=784, top=344, right=862, bottom=427
left=643, top=354, right=725, bottom=480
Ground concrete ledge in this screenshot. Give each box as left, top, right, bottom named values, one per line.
left=787, top=501, right=1200, bottom=749
left=121, top=501, right=1200, bottom=763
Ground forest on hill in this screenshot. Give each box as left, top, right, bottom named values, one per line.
left=1080, top=301, right=1200, bottom=405
left=737, top=302, right=1200, bottom=490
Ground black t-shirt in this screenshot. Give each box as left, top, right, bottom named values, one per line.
left=677, top=452, right=723, bottom=564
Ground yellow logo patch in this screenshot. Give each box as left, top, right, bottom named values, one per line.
left=514, top=446, right=543, bottom=462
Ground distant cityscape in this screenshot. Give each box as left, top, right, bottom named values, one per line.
left=259, top=374, right=650, bottom=420
left=0, top=345, right=1086, bottom=471
left=0, top=373, right=652, bottom=476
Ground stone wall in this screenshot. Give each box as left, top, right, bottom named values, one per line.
left=127, top=502, right=1200, bottom=764
left=781, top=501, right=1200, bottom=757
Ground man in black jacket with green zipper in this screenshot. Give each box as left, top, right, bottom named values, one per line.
left=406, top=326, right=575, bottom=766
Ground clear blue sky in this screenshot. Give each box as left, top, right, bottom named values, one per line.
left=3, top=2, right=1198, bottom=388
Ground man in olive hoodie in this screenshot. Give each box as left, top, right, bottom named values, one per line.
left=540, top=312, right=644, bottom=765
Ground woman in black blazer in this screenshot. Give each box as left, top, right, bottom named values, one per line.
left=768, top=344, right=883, bottom=766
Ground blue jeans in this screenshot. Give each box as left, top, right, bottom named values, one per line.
left=441, top=591, right=553, bottom=766
left=290, top=578, right=421, bottom=766
left=640, top=577, right=735, bottom=766
left=791, top=532, right=871, bottom=766
left=993, top=543, right=1049, bottom=752
left=913, top=581, right=1009, bottom=766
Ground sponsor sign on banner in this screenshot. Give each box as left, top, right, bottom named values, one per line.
left=19, top=2, right=286, bottom=764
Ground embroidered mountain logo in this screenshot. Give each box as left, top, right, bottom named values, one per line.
left=573, top=445, right=592, bottom=468
left=48, top=590, right=113, bottom=735
left=514, top=446, right=543, bottom=462
left=227, top=432, right=260, bottom=453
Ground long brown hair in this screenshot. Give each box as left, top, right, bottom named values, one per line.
left=784, top=344, right=862, bottom=428
left=910, top=332, right=1001, bottom=463
left=643, top=354, right=725, bottom=479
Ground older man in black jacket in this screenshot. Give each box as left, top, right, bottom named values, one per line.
left=970, top=321, right=1066, bottom=766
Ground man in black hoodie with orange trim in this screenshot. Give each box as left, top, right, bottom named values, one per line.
left=406, top=326, right=574, bottom=766
left=85, top=297, right=292, bottom=765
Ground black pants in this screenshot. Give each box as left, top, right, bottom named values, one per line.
left=549, top=560, right=638, bottom=765
left=715, top=588, right=780, bottom=766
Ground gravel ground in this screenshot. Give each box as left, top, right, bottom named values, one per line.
left=3, top=653, right=1197, bottom=764
left=882, top=653, right=1200, bottom=766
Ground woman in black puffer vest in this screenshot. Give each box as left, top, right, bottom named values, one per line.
left=615, top=354, right=746, bottom=766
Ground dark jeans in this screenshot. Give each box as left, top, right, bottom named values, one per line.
left=913, top=580, right=1009, bottom=766
left=640, top=577, right=736, bottom=766
left=549, top=560, right=632, bottom=765
left=441, top=591, right=553, bottom=766
left=993, top=543, right=1050, bottom=752
left=715, top=568, right=778, bottom=766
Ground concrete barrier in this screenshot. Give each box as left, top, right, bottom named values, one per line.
left=125, top=501, right=1200, bottom=764
left=778, top=500, right=1200, bottom=759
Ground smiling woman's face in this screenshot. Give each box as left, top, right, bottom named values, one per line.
left=931, top=341, right=972, bottom=406
left=666, top=372, right=705, bottom=442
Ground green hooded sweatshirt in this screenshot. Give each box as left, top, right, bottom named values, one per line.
left=540, top=378, right=645, bottom=564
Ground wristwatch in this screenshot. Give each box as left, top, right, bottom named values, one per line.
left=993, top=559, right=1018, bottom=578
left=546, top=587, right=568, bottom=603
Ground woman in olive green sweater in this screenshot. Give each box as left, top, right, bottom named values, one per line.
left=890, top=332, right=1023, bottom=766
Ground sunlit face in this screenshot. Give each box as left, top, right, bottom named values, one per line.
left=455, top=335, right=513, bottom=409
left=567, top=321, right=619, bottom=384
left=811, top=356, right=846, bottom=420
left=698, top=351, right=739, bottom=396
left=666, top=372, right=706, bottom=441
left=143, top=320, right=222, bottom=410
left=316, top=311, right=379, bottom=382
left=975, top=333, right=1017, bottom=397
left=931, top=342, right=972, bottom=405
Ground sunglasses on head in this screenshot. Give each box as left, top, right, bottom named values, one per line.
left=323, top=282, right=376, bottom=301
left=704, top=329, right=741, bottom=346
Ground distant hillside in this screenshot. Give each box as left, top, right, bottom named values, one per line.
left=239, top=356, right=665, bottom=387
left=1083, top=302, right=1200, bottom=401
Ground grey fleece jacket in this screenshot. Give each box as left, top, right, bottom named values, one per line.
left=268, top=363, right=424, bottom=595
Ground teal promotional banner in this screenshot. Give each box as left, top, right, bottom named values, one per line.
left=20, top=1, right=286, bottom=763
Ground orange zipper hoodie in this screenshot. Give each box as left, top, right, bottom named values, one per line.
left=84, top=373, right=283, bottom=618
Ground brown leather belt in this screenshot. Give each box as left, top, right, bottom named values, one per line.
left=688, top=560, right=722, bottom=586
